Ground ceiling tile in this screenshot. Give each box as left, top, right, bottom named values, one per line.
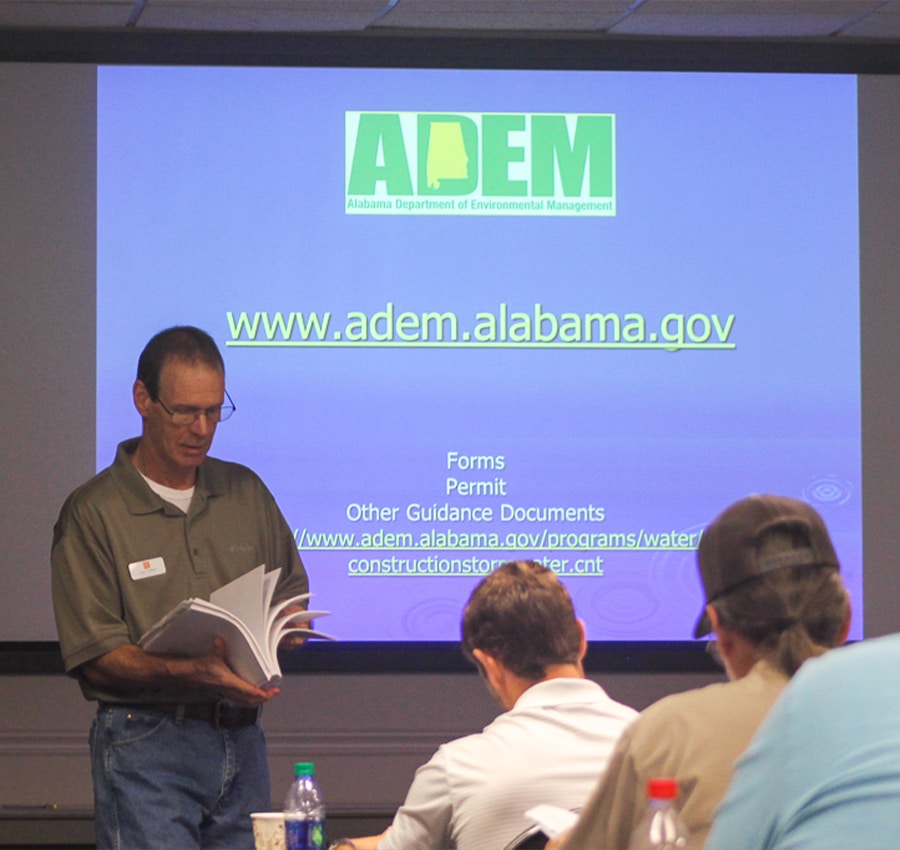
left=0, top=0, right=898, bottom=41
left=371, top=0, right=635, bottom=31
left=839, top=3, right=900, bottom=37
left=0, top=0, right=131, bottom=28
left=135, top=0, right=387, bottom=32
left=607, top=0, right=885, bottom=38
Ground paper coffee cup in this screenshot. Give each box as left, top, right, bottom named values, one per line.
left=251, top=812, right=286, bottom=850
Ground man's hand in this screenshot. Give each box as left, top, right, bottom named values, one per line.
left=545, top=829, right=571, bottom=850
left=193, top=638, right=280, bottom=706
left=79, top=639, right=281, bottom=707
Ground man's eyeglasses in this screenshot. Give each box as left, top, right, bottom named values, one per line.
left=154, top=389, right=236, bottom=426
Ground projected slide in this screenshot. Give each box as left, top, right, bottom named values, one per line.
left=97, top=67, right=862, bottom=643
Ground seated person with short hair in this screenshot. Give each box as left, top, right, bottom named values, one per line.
left=339, top=560, right=638, bottom=850
left=552, top=495, right=851, bottom=850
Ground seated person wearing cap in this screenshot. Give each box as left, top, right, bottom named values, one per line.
left=551, top=495, right=851, bottom=850
left=338, top=560, right=638, bottom=850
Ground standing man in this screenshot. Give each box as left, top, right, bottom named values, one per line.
left=337, top=560, right=638, bottom=850
left=52, top=326, right=309, bottom=850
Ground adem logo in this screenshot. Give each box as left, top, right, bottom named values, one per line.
left=345, top=112, right=616, bottom=217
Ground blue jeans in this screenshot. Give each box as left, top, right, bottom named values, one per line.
left=91, top=705, right=271, bottom=850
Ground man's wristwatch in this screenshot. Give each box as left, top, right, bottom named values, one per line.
left=327, top=841, right=357, bottom=850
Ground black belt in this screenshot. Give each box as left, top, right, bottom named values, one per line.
left=106, top=701, right=261, bottom=729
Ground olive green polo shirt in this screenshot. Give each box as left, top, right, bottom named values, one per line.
left=51, top=438, right=309, bottom=702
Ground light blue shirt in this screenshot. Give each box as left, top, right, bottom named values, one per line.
left=706, top=633, right=900, bottom=850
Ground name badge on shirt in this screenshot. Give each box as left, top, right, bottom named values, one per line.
left=128, top=557, right=166, bottom=581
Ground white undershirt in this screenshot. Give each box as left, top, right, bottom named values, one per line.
left=139, top=472, right=195, bottom=513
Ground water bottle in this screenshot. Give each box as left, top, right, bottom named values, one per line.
left=627, top=777, right=689, bottom=849
left=284, top=761, right=325, bottom=850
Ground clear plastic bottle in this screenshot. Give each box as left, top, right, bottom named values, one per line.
left=627, top=777, right=689, bottom=850
left=283, top=761, right=325, bottom=850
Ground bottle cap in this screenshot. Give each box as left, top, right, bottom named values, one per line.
left=647, top=778, right=678, bottom=799
left=294, top=762, right=315, bottom=777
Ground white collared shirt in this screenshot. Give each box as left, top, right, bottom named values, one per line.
left=378, top=677, right=638, bottom=850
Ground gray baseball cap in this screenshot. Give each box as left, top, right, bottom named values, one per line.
left=693, top=494, right=841, bottom=638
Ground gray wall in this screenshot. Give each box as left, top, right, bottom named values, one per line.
left=1, top=64, right=897, bottom=815
left=0, top=669, right=719, bottom=811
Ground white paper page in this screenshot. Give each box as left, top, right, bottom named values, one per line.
left=278, top=625, right=338, bottom=643
left=261, top=568, right=279, bottom=615
left=266, top=591, right=313, bottom=630
left=268, top=609, right=333, bottom=656
left=523, top=805, right=579, bottom=838
left=139, top=600, right=273, bottom=687
left=210, top=563, right=266, bottom=639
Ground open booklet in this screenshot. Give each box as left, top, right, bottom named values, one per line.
left=138, top=564, right=334, bottom=689
left=523, top=805, right=579, bottom=838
